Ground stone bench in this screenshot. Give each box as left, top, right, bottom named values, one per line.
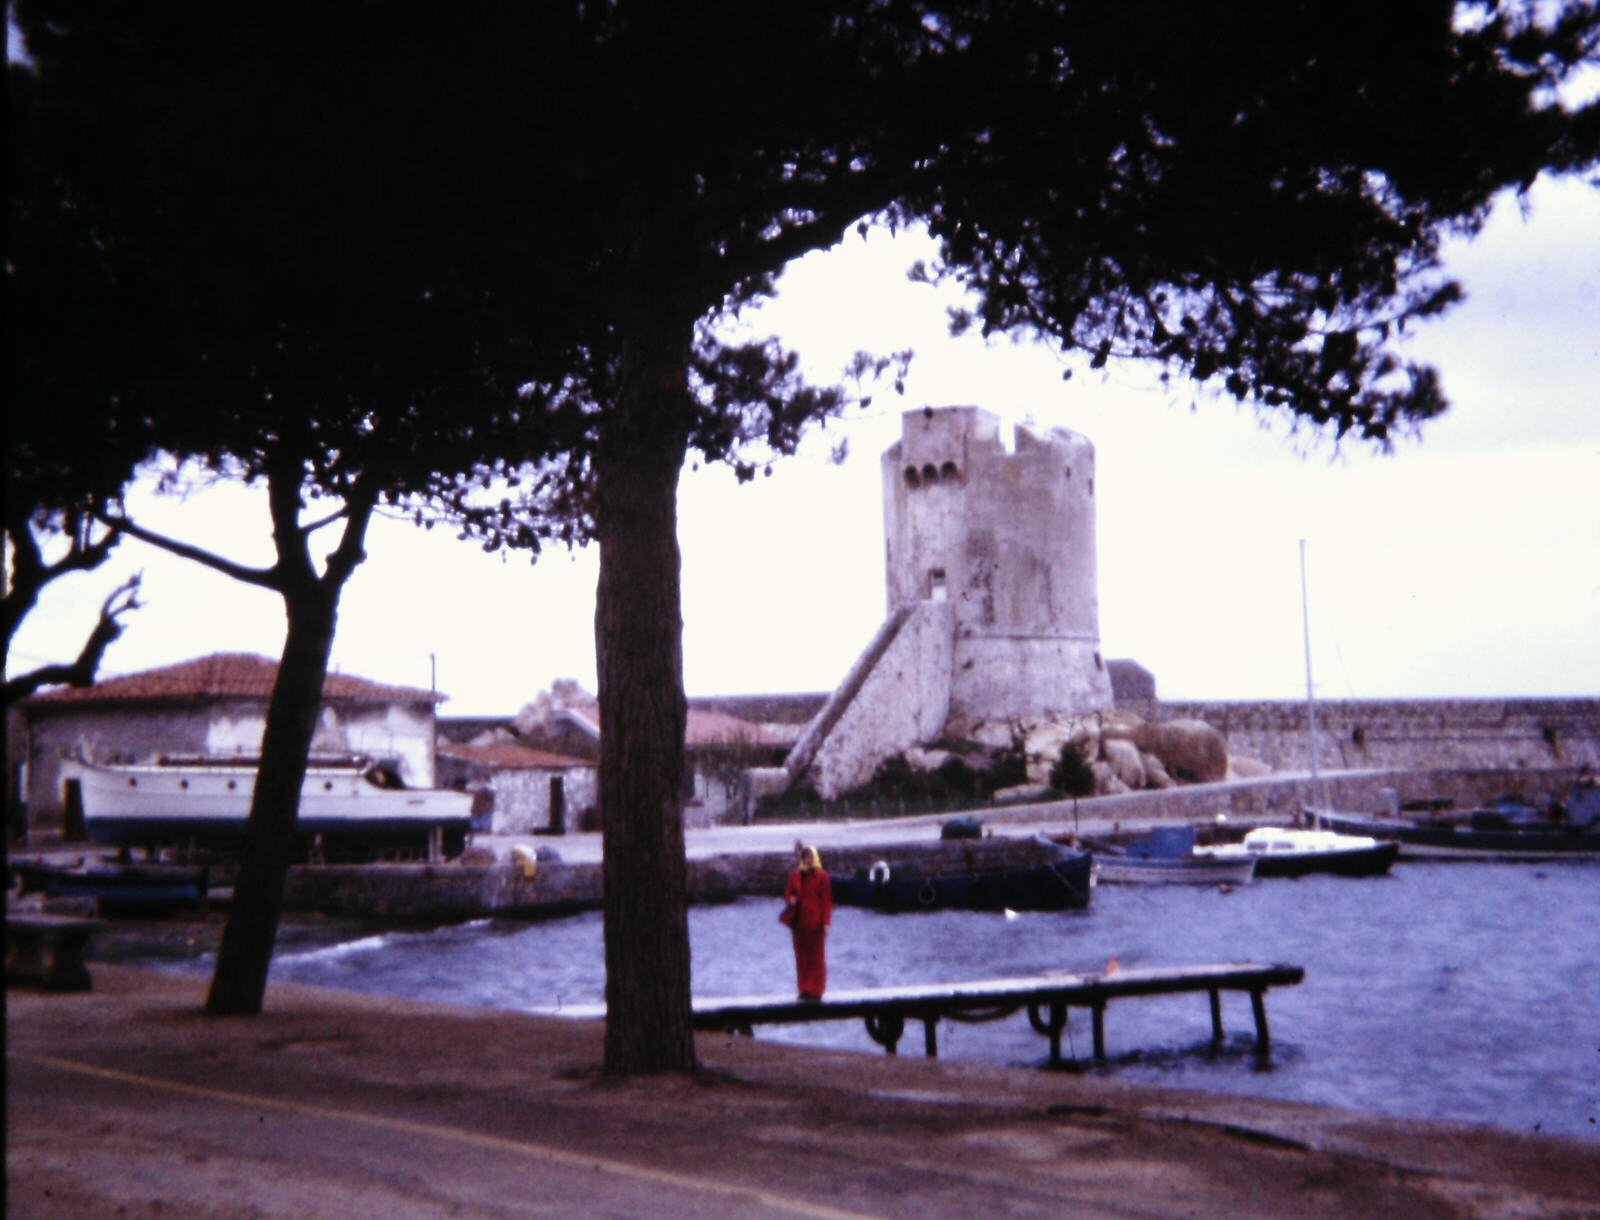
left=5, top=912, right=100, bottom=992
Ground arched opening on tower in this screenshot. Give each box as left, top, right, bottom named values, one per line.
left=939, top=460, right=961, bottom=483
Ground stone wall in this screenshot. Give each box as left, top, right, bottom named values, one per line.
left=963, top=766, right=1581, bottom=831
left=278, top=834, right=1069, bottom=919
left=483, top=766, right=597, bottom=836
left=787, top=601, right=954, bottom=800
left=1136, top=698, right=1600, bottom=774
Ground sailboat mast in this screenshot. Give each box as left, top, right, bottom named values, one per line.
left=1300, top=539, right=1326, bottom=821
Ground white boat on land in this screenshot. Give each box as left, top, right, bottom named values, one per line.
left=71, top=756, right=472, bottom=859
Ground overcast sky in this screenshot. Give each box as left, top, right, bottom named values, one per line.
left=9, top=171, right=1598, bottom=716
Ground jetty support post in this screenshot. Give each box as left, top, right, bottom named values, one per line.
left=1209, top=988, right=1224, bottom=1046
left=1250, top=988, right=1270, bottom=1054
left=1091, top=1002, right=1108, bottom=1062
left=864, top=1012, right=906, bottom=1055
left=1026, top=1001, right=1068, bottom=1065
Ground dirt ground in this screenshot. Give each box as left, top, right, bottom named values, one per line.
left=6, top=965, right=1598, bottom=1219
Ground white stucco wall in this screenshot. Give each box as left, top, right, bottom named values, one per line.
left=486, top=765, right=597, bottom=835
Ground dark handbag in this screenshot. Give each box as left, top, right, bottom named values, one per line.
left=779, top=902, right=796, bottom=927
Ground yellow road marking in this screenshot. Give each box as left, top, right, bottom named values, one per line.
left=12, top=1052, right=884, bottom=1220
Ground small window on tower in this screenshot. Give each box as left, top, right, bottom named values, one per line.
left=940, top=460, right=960, bottom=483
left=929, top=568, right=948, bottom=601
left=921, top=463, right=939, bottom=484
left=904, top=466, right=921, bottom=488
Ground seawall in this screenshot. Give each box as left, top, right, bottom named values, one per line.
left=281, top=834, right=1068, bottom=921
left=1138, top=696, right=1600, bottom=773
left=275, top=761, right=1586, bottom=920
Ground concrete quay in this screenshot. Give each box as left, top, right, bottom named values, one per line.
left=276, top=794, right=1100, bottom=921
left=275, top=766, right=1569, bottom=921
left=16, top=766, right=1578, bottom=923
left=8, top=965, right=1598, bottom=1219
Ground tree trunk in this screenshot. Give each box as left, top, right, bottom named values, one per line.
left=594, top=374, right=696, bottom=1074
left=204, top=585, right=340, bottom=1016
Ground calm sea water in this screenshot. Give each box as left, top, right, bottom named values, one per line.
left=141, top=860, right=1599, bottom=1140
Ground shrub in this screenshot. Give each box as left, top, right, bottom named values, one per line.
left=1050, top=748, right=1097, bottom=798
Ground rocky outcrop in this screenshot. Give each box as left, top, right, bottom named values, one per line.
left=1131, top=719, right=1229, bottom=784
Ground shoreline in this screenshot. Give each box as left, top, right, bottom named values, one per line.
left=8, top=963, right=1598, bottom=1218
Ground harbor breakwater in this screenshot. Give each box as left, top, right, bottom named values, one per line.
left=1144, top=696, right=1600, bottom=773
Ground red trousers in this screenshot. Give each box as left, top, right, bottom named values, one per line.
left=791, top=927, right=827, bottom=998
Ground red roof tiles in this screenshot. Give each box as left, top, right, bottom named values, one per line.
left=24, top=652, right=442, bottom=707
left=684, top=708, right=787, bottom=748
left=539, top=701, right=784, bottom=748
left=436, top=741, right=592, bottom=770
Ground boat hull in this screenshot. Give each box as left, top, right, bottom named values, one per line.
left=1243, top=841, right=1399, bottom=879
left=1318, top=811, right=1600, bottom=859
left=13, top=861, right=208, bottom=909
left=829, top=852, right=1092, bottom=912
left=1195, top=827, right=1399, bottom=879
left=1094, top=856, right=1256, bottom=886
left=73, top=761, right=472, bottom=859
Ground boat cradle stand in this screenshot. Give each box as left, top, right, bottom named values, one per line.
left=690, top=962, right=1306, bottom=1066
left=5, top=912, right=102, bottom=993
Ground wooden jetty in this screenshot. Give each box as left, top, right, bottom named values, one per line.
left=694, top=962, right=1304, bottom=1064
left=545, top=962, right=1305, bottom=1066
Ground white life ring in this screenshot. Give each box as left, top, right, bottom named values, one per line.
left=868, top=860, right=891, bottom=885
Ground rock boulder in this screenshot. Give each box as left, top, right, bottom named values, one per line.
left=1132, top=719, right=1229, bottom=784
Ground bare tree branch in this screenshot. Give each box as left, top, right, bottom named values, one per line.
left=98, top=511, right=282, bottom=590
left=3, top=505, right=121, bottom=645
left=2, top=572, right=143, bottom=707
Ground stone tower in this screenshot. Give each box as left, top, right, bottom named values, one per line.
left=784, top=406, right=1112, bottom=798
left=883, top=406, right=1112, bottom=720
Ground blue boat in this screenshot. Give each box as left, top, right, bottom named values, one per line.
left=12, top=860, right=211, bottom=911
left=1091, top=826, right=1257, bottom=886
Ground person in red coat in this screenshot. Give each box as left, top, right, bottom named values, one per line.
left=783, top=846, right=832, bottom=1000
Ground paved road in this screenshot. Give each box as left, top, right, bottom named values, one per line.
left=8, top=966, right=1598, bottom=1218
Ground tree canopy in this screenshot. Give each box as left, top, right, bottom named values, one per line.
left=12, top=0, right=1596, bottom=1071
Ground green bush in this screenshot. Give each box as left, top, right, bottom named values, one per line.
left=1049, top=748, right=1097, bottom=798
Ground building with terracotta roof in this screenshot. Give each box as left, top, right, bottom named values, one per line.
left=499, top=691, right=792, bottom=828
left=17, top=653, right=449, bottom=839
left=434, top=740, right=596, bottom=836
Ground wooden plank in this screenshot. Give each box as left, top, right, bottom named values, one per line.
left=687, top=962, right=1303, bottom=1027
